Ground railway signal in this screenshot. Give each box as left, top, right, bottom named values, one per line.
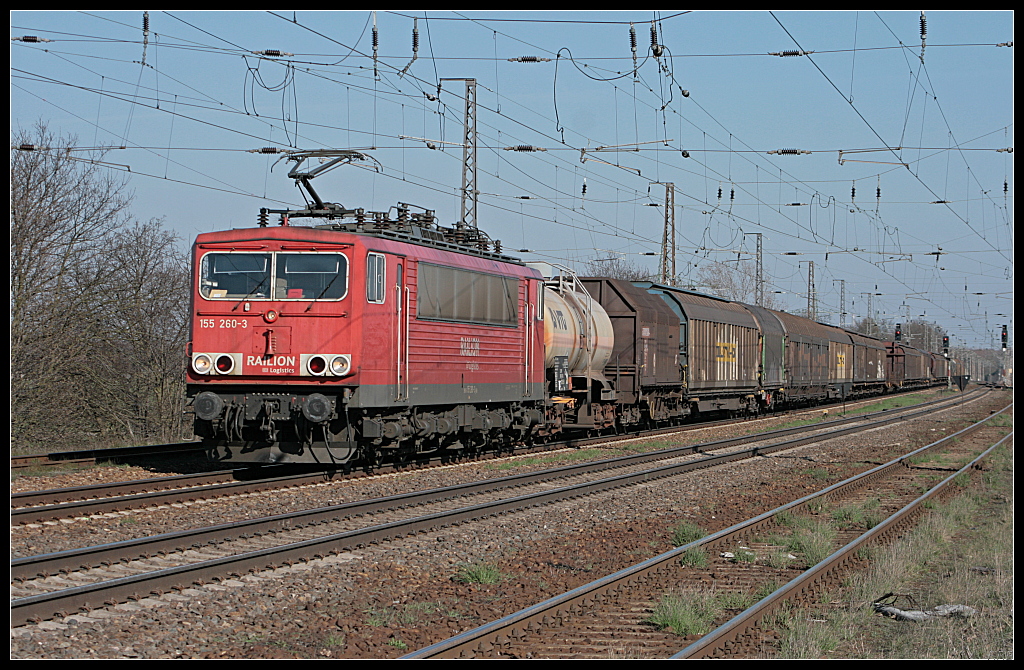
left=895, top=323, right=902, bottom=342
left=1002, top=325, right=1008, bottom=351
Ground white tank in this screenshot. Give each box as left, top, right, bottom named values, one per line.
left=543, top=286, right=614, bottom=376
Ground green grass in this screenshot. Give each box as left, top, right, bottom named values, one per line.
left=365, top=601, right=438, bottom=628
left=648, top=586, right=783, bottom=637
left=830, top=499, right=883, bottom=530
left=646, top=588, right=720, bottom=637
left=729, top=547, right=757, bottom=563
left=771, top=512, right=838, bottom=566
left=670, top=521, right=706, bottom=547
left=453, top=562, right=506, bottom=585
left=678, top=546, right=709, bottom=568
left=485, top=448, right=608, bottom=471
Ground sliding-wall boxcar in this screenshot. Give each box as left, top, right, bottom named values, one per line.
left=739, top=303, right=787, bottom=405
left=847, top=330, right=888, bottom=397
left=886, top=342, right=931, bottom=390
left=631, top=283, right=762, bottom=415
left=579, top=278, right=683, bottom=425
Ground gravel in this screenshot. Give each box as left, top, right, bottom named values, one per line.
left=11, top=389, right=1010, bottom=659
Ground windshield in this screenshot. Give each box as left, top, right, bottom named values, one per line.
left=199, top=252, right=348, bottom=300
left=275, top=253, right=348, bottom=300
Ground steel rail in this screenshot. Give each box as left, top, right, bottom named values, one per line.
left=12, top=389, right=981, bottom=579
left=673, top=428, right=1013, bottom=659
left=11, top=442, right=206, bottom=470
left=401, top=403, right=1011, bottom=658
left=11, top=395, right=995, bottom=626
left=12, top=389, right=983, bottom=524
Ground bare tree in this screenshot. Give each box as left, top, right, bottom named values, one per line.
left=11, top=124, right=191, bottom=453
left=693, top=260, right=778, bottom=309
left=580, top=256, right=655, bottom=281
left=850, top=316, right=888, bottom=339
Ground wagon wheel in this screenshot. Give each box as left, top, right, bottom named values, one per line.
left=364, top=447, right=386, bottom=473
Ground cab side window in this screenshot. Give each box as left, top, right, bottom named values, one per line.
left=366, top=253, right=386, bottom=303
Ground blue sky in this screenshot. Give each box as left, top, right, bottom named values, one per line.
left=10, top=11, right=1013, bottom=348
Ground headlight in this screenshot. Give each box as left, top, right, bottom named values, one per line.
left=330, top=355, right=351, bottom=376
left=193, top=354, right=213, bottom=375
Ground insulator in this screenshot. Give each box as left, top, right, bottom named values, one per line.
left=630, top=24, right=637, bottom=52
left=780, top=148, right=799, bottom=154
left=143, top=13, right=149, bottom=33
left=18, top=144, right=39, bottom=151
left=505, top=145, right=545, bottom=152
left=717, top=186, right=722, bottom=200
left=877, top=186, right=882, bottom=199
left=582, top=180, right=587, bottom=196
left=412, top=23, right=419, bottom=53
left=372, top=26, right=378, bottom=50
left=851, top=183, right=856, bottom=200
left=257, top=209, right=269, bottom=227
left=730, top=188, right=735, bottom=201
left=650, top=22, right=663, bottom=57
left=257, top=146, right=280, bottom=154
left=920, top=13, right=927, bottom=39
left=20, top=35, right=40, bottom=42
left=1005, top=180, right=1009, bottom=194
left=493, top=240, right=502, bottom=253
left=262, top=49, right=282, bottom=57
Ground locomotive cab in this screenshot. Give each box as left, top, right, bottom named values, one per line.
left=187, top=229, right=363, bottom=465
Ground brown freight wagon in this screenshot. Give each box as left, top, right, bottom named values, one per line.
left=635, top=283, right=762, bottom=415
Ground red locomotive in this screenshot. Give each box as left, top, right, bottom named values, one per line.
left=189, top=212, right=556, bottom=466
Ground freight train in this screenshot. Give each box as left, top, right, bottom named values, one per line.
left=187, top=192, right=959, bottom=467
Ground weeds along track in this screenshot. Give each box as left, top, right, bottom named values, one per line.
left=404, top=404, right=1011, bottom=659
left=10, top=390, right=992, bottom=627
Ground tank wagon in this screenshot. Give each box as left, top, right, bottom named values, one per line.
left=187, top=166, right=955, bottom=466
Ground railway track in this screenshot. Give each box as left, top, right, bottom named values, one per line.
left=12, top=388, right=982, bottom=524
left=10, top=389, right=994, bottom=627
left=11, top=442, right=208, bottom=471
left=402, top=405, right=1012, bottom=658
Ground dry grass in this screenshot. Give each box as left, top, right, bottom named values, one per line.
left=771, top=443, right=1013, bottom=659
